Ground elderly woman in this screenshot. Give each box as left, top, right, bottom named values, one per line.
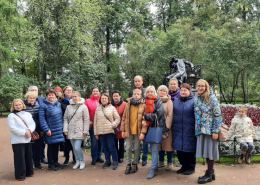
left=172, top=83, right=196, bottom=175
left=194, top=79, right=222, bottom=184
left=39, top=89, right=65, bottom=171
left=24, top=91, right=43, bottom=170
left=85, top=87, right=104, bottom=165
left=7, top=99, right=36, bottom=181
left=157, top=85, right=173, bottom=171
left=94, top=93, right=120, bottom=170
left=139, top=85, right=166, bottom=179
left=63, top=91, right=89, bottom=170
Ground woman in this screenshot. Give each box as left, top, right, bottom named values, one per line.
left=139, top=85, right=166, bottom=179
left=7, top=99, right=36, bottom=181
left=94, top=93, right=120, bottom=170
left=60, top=85, right=75, bottom=165
left=54, top=86, right=64, bottom=99
left=24, top=91, right=43, bottom=170
left=85, top=87, right=104, bottom=165
left=194, top=79, right=222, bottom=184
left=111, top=90, right=126, bottom=163
left=63, top=91, right=89, bottom=170
left=157, top=85, right=174, bottom=171
left=172, top=83, right=197, bottom=175
left=39, top=89, right=65, bottom=171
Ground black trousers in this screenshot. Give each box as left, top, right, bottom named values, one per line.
left=32, top=137, right=43, bottom=166
left=177, top=150, right=196, bottom=171
left=115, top=138, right=124, bottom=160
left=12, top=143, right=34, bottom=179
left=64, top=138, right=75, bottom=162
left=41, top=139, right=46, bottom=160
left=47, top=143, right=60, bottom=165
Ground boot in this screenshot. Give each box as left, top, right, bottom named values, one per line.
left=198, top=170, right=214, bottom=184
left=142, top=157, right=147, bottom=166
left=158, top=161, right=165, bottom=168
left=245, top=152, right=251, bottom=164
left=130, top=162, right=138, bottom=173
left=102, top=161, right=111, bottom=169
left=125, top=164, right=131, bottom=175
left=73, top=160, right=80, bottom=170
left=237, top=153, right=244, bottom=164
left=147, top=169, right=155, bottom=179
left=79, top=161, right=85, bottom=170
left=199, top=169, right=215, bottom=180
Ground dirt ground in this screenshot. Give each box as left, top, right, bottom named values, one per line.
left=1, top=117, right=260, bottom=185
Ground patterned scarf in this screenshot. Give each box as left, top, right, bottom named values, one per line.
left=145, top=95, right=157, bottom=126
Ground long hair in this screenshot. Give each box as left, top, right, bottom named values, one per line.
left=196, top=79, right=210, bottom=104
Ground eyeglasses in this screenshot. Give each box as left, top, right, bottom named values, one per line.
left=65, top=89, right=72, bottom=92
left=197, top=85, right=206, bottom=88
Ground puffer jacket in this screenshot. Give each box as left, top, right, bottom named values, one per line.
left=144, top=95, right=166, bottom=133
left=227, top=115, right=258, bottom=143
left=172, top=93, right=197, bottom=152
left=94, top=104, right=120, bottom=135
left=24, top=100, right=40, bottom=133
left=85, top=95, right=100, bottom=125
left=39, top=99, right=65, bottom=144
left=120, top=98, right=146, bottom=137
left=194, top=88, right=222, bottom=136
left=63, top=98, right=89, bottom=139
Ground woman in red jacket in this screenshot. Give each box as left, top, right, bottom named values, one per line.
left=111, top=90, right=126, bottom=163
left=84, top=87, right=104, bottom=165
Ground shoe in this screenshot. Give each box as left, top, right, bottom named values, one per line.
left=54, top=163, right=63, bottom=169
left=184, top=169, right=195, bottom=175
left=16, top=179, right=25, bottom=181
left=113, top=161, right=118, bottom=170
left=245, top=153, right=251, bottom=164
left=158, top=161, right=165, bottom=168
left=63, top=159, right=69, bottom=166
left=199, top=170, right=215, bottom=180
left=147, top=169, right=155, bottom=179
left=79, top=161, right=85, bottom=170
left=176, top=162, right=182, bottom=167
left=176, top=167, right=185, bottom=174
left=48, top=165, right=57, bottom=171
left=142, top=157, right=147, bottom=166
left=198, top=170, right=214, bottom=184
left=130, top=162, right=138, bottom=173
left=96, top=158, right=104, bottom=163
left=118, top=158, right=123, bottom=163
left=73, top=161, right=80, bottom=169
left=238, top=153, right=243, bottom=164
left=41, top=158, right=48, bottom=164
left=166, top=162, right=173, bottom=171
left=102, top=161, right=111, bottom=169
left=125, top=164, right=131, bottom=175
left=91, top=159, right=97, bottom=165
left=26, top=174, right=34, bottom=177
left=34, top=165, right=43, bottom=170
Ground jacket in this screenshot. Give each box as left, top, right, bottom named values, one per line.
left=94, top=104, right=120, bottom=135
left=112, top=98, right=127, bottom=139
left=63, top=98, right=90, bottom=139
left=85, top=95, right=100, bottom=125
left=120, top=98, right=146, bottom=137
left=36, top=96, right=44, bottom=106
left=24, top=101, right=40, bottom=133
left=159, top=95, right=173, bottom=151
left=194, top=88, right=222, bottom=136
left=172, top=93, right=197, bottom=152
left=39, top=99, right=65, bottom=144
left=59, top=98, right=70, bottom=116
left=7, top=111, right=36, bottom=144
left=227, top=115, right=258, bottom=143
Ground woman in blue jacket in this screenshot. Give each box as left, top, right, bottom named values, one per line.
left=172, top=83, right=196, bottom=175
left=39, top=89, right=65, bottom=171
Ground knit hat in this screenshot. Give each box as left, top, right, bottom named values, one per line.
left=54, top=86, right=62, bottom=91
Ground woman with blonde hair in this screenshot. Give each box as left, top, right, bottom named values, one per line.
left=194, top=79, right=222, bottom=184
left=7, top=99, right=36, bottom=181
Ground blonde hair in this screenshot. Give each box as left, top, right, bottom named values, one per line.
left=236, top=106, right=247, bottom=112
left=157, top=85, right=169, bottom=95
left=72, top=91, right=81, bottom=97
left=196, top=79, right=210, bottom=104
left=25, top=91, right=37, bottom=99
left=133, top=89, right=142, bottom=94
left=10, top=99, right=26, bottom=112
left=145, top=85, right=157, bottom=97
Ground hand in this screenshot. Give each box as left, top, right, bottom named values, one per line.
left=46, top=130, right=51, bottom=136
left=95, top=135, right=99, bottom=140
left=122, top=132, right=125, bottom=138
left=83, top=133, right=87, bottom=137
left=25, top=130, right=31, bottom=138
left=64, top=132, right=68, bottom=136
left=142, top=120, right=146, bottom=126
left=139, top=133, right=144, bottom=140
left=89, top=121, right=93, bottom=127
left=212, top=133, right=218, bottom=140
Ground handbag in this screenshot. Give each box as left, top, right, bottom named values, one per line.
left=14, top=113, right=39, bottom=141
left=145, top=115, right=163, bottom=144
left=218, top=123, right=229, bottom=141
left=101, top=107, right=119, bottom=133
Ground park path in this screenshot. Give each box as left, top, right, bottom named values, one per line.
left=0, top=117, right=260, bottom=185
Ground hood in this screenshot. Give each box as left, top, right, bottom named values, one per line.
left=69, top=98, right=85, bottom=105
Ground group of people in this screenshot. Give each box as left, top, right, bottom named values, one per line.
left=7, top=75, right=257, bottom=184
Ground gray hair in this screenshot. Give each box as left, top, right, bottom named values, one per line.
left=157, top=85, right=169, bottom=95
left=28, top=86, right=38, bottom=91
left=145, top=85, right=157, bottom=97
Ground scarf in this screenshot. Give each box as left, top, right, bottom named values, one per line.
left=130, top=98, right=142, bottom=105
left=63, top=97, right=71, bottom=103
left=145, top=95, right=157, bottom=126
left=12, top=110, right=21, bottom=113
left=168, top=88, right=180, bottom=102
left=111, top=98, right=123, bottom=106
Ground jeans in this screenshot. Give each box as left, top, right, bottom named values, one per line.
left=115, top=138, right=124, bottom=160
left=89, top=127, right=102, bottom=160
left=126, top=134, right=140, bottom=164
left=47, top=143, right=60, bottom=165
left=70, top=139, right=84, bottom=161
left=159, top=150, right=174, bottom=163
left=99, top=134, right=118, bottom=162
left=240, top=142, right=254, bottom=154
left=142, top=142, right=149, bottom=158
left=150, top=143, right=159, bottom=169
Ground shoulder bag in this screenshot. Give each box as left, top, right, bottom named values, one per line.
left=145, top=114, right=163, bottom=144
left=101, top=107, right=120, bottom=133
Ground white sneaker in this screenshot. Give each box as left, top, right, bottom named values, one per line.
left=73, top=160, right=80, bottom=169
left=79, top=161, right=85, bottom=170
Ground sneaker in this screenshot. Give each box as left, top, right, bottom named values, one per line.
left=175, top=162, right=182, bottom=167
left=102, top=161, right=111, bottom=169
left=142, top=157, right=147, bottom=166
left=147, top=169, right=155, bottom=179
left=113, top=161, right=118, bottom=170
left=48, top=165, right=57, bottom=171
left=73, top=161, right=80, bottom=170
left=63, top=159, right=69, bottom=166
left=41, top=158, right=48, bottom=164
left=54, top=163, right=63, bottom=169
left=125, top=164, right=131, bottom=175
left=96, top=158, right=104, bottom=163
left=34, top=165, right=43, bottom=170
left=176, top=167, right=185, bottom=174
left=166, top=163, right=173, bottom=171
left=79, top=161, right=85, bottom=170
left=158, top=161, right=165, bottom=168
left=130, top=162, right=138, bottom=173
left=91, top=159, right=97, bottom=165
